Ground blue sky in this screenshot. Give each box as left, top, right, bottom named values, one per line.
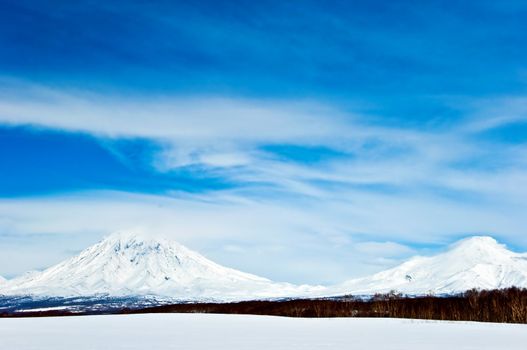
left=1, top=1, right=527, bottom=283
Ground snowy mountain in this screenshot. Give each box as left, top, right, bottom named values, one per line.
left=0, top=275, right=5, bottom=284
left=332, top=236, right=527, bottom=295
left=0, top=232, right=319, bottom=300
left=1, top=234, right=525, bottom=300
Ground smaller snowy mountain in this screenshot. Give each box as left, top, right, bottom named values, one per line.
left=0, top=275, right=5, bottom=284
left=332, top=236, right=527, bottom=295
left=0, top=232, right=319, bottom=301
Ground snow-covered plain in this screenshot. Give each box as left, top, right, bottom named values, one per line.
left=1, top=313, right=525, bottom=350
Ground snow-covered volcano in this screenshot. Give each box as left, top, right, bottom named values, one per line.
left=333, top=236, right=527, bottom=295
left=0, top=232, right=318, bottom=300
left=2, top=234, right=526, bottom=300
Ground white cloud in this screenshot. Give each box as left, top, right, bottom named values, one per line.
left=2, top=80, right=527, bottom=283
left=354, top=241, right=416, bottom=257
left=1, top=188, right=527, bottom=283
left=0, top=80, right=353, bottom=143
left=460, top=96, right=527, bottom=132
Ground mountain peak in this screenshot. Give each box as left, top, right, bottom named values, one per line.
left=103, top=230, right=164, bottom=245
left=97, top=231, right=192, bottom=257
left=451, top=235, right=500, bottom=248
left=0, top=231, right=320, bottom=300
left=337, top=235, right=527, bottom=295
left=447, top=236, right=507, bottom=257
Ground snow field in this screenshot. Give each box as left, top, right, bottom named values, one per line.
left=1, top=313, right=526, bottom=350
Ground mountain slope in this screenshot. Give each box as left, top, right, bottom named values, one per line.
left=333, top=236, right=527, bottom=295
left=0, top=232, right=318, bottom=300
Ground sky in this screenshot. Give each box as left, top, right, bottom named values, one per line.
left=1, top=0, right=527, bottom=284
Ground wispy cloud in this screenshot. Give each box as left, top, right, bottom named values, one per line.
left=1, top=80, right=527, bottom=282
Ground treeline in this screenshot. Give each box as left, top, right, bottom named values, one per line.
left=3, top=288, right=527, bottom=323
left=129, top=287, right=527, bottom=323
